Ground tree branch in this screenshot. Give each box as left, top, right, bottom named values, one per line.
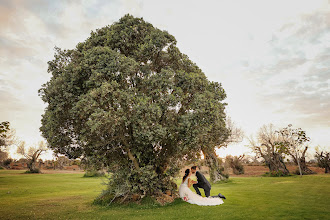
left=125, top=147, right=140, bottom=170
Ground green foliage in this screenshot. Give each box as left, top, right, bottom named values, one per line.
left=263, top=170, right=291, bottom=177
left=293, top=168, right=310, bottom=175
left=226, top=155, right=245, bottom=175
left=0, top=121, right=10, bottom=147
left=3, top=158, right=12, bottom=167
left=0, top=121, right=10, bottom=136
left=95, top=165, right=177, bottom=205
left=39, top=14, right=228, bottom=199
left=315, top=151, right=330, bottom=173
left=83, top=170, right=105, bottom=177
left=204, top=150, right=229, bottom=182
left=276, top=124, right=313, bottom=175
left=275, top=124, right=310, bottom=156
left=25, top=168, right=41, bottom=174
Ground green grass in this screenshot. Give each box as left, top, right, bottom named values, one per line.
left=0, top=170, right=329, bottom=220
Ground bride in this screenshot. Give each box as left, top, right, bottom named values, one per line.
left=179, top=169, right=224, bottom=206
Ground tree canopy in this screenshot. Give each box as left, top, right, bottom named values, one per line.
left=0, top=121, right=10, bottom=148
left=39, top=15, right=229, bottom=201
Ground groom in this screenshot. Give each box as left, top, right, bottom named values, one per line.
left=191, top=166, right=226, bottom=199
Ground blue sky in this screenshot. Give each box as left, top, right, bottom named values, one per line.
left=1, top=0, right=329, bottom=159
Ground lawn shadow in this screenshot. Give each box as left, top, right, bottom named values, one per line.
left=93, top=197, right=187, bottom=210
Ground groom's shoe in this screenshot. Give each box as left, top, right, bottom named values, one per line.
left=218, top=193, right=226, bottom=199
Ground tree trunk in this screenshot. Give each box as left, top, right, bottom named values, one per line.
left=326, top=153, right=330, bottom=173
left=27, top=160, right=37, bottom=172
left=203, top=149, right=228, bottom=182
left=126, top=147, right=140, bottom=170
left=298, top=157, right=315, bottom=175
left=264, top=153, right=289, bottom=175
left=293, top=147, right=315, bottom=175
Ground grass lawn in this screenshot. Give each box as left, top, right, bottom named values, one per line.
left=0, top=170, right=329, bottom=220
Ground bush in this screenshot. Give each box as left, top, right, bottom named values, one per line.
left=25, top=168, right=41, bottom=173
left=264, top=170, right=291, bottom=177
left=3, top=158, right=12, bottom=167
left=294, top=168, right=315, bottom=175
left=315, top=151, right=330, bottom=173
left=0, top=166, right=4, bottom=169
left=94, top=165, right=178, bottom=206
left=83, top=170, right=105, bottom=177
left=226, top=155, right=245, bottom=175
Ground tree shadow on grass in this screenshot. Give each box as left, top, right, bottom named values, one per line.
left=94, top=197, right=187, bottom=210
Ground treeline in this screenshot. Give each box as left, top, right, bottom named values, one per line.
left=1, top=156, right=82, bottom=170
left=249, top=124, right=329, bottom=176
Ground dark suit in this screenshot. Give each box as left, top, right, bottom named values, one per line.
left=193, top=171, right=211, bottom=197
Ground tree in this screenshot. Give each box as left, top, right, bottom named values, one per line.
left=202, top=116, right=243, bottom=182
left=276, top=124, right=315, bottom=176
left=315, top=151, right=330, bottom=173
left=249, top=124, right=289, bottom=176
left=54, top=156, right=71, bottom=170
left=225, top=155, right=245, bottom=175
left=17, top=141, right=48, bottom=173
left=39, top=15, right=229, bottom=203
left=0, top=150, right=8, bottom=167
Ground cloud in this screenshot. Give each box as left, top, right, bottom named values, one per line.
left=0, top=81, right=26, bottom=113
left=245, top=10, right=330, bottom=128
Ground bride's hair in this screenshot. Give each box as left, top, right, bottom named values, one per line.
left=182, top=169, right=190, bottom=182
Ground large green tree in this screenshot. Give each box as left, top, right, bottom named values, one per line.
left=39, top=15, right=229, bottom=202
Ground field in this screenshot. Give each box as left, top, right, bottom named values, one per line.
left=0, top=170, right=329, bottom=220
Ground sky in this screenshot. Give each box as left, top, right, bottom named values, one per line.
left=1, top=0, right=329, bottom=160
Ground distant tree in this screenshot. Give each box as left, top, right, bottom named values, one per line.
left=54, top=156, right=72, bottom=169
left=276, top=125, right=315, bottom=176
left=17, top=141, right=48, bottom=173
left=226, top=155, right=245, bottom=175
left=39, top=15, right=229, bottom=202
left=0, top=122, right=17, bottom=168
left=81, top=156, right=106, bottom=177
left=249, top=124, right=289, bottom=176
left=3, top=158, right=12, bottom=168
left=0, top=150, right=9, bottom=167
left=315, top=151, right=330, bottom=173
left=72, top=159, right=81, bottom=166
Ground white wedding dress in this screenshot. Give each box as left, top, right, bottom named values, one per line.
left=179, top=177, right=224, bottom=206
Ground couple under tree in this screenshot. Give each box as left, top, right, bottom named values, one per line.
left=179, top=166, right=226, bottom=206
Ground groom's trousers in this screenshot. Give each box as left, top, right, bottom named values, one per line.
left=193, top=183, right=211, bottom=197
